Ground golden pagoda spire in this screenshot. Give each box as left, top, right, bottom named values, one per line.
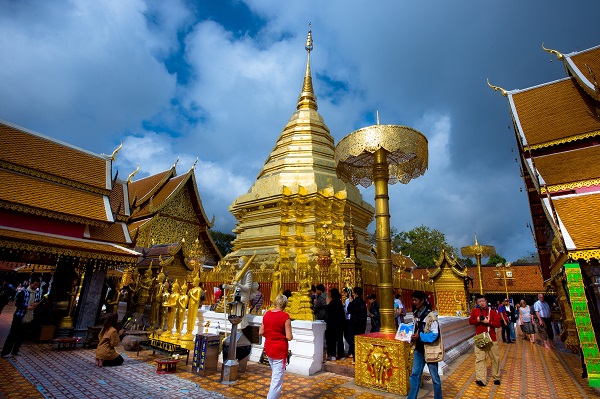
left=297, top=23, right=318, bottom=111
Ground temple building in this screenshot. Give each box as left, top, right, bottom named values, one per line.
left=127, top=164, right=222, bottom=283
left=490, top=43, right=600, bottom=386
left=225, top=29, right=375, bottom=272
left=0, top=120, right=140, bottom=334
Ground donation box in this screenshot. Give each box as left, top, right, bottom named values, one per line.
left=192, top=333, right=220, bottom=376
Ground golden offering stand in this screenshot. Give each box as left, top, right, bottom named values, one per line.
left=461, top=235, right=496, bottom=295
left=335, top=119, right=428, bottom=394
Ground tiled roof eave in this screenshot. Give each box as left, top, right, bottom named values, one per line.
left=0, top=160, right=111, bottom=196
left=524, top=130, right=600, bottom=152
left=0, top=227, right=140, bottom=263
left=0, top=200, right=111, bottom=227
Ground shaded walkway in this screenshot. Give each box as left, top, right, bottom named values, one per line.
left=0, top=301, right=597, bottom=398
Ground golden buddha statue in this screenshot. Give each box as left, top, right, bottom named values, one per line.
left=149, top=268, right=165, bottom=332
left=135, top=264, right=153, bottom=314
left=270, top=259, right=282, bottom=305
left=176, top=283, right=189, bottom=339
left=287, top=263, right=314, bottom=321
left=182, top=276, right=202, bottom=342
left=157, top=278, right=170, bottom=335
left=163, top=279, right=180, bottom=340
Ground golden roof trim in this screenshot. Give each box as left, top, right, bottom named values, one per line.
left=524, top=130, right=600, bottom=151
left=487, top=79, right=507, bottom=97
left=0, top=160, right=110, bottom=196
left=127, top=165, right=140, bottom=183
left=542, top=42, right=564, bottom=60
left=541, top=178, right=600, bottom=194
left=110, top=142, right=123, bottom=161
left=568, top=249, right=600, bottom=262
left=0, top=200, right=108, bottom=227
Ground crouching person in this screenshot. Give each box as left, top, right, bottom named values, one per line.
left=408, top=291, right=443, bottom=399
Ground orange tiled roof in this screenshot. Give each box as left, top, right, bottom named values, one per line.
left=128, top=218, right=152, bottom=235
left=0, top=227, right=139, bottom=261
left=131, top=173, right=188, bottom=219
left=534, top=145, right=600, bottom=186
left=88, top=222, right=130, bottom=245
left=109, top=180, right=129, bottom=219
left=567, top=46, right=600, bottom=93
left=391, top=253, right=418, bottom=270
left=0, top=121, right=108, bottom=190
left=511, top=78, right=600, bottom=147
left=128, top=168, right=174, bottom=205
left=469, top=264, right=544, bottom=294
left=0, top=169, right=110, bottom=223
left=553, top=193, right=600, bottom=250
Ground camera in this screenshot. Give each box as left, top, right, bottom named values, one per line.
left=479, top=315, right=485, bottom=321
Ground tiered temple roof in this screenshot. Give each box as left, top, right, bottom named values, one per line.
left=0, top=120, right=139, bottom=268
left=498, top=44, right=600, bottom=273
left=127, top=165, right=222, bottom=267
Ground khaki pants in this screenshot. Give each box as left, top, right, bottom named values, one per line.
left=474, top=341, right=500, bottom=382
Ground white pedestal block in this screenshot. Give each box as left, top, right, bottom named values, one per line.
left=200, top=310, right=325, bottom=375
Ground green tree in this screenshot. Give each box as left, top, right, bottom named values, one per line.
left=392, top=225, right=452, bottom=268
left=514, top=251, right=540, bottom=264
left=209, top=230, right=236, bottom=256
left=486, top=254, right=507, bottom=265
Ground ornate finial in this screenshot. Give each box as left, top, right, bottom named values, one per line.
left=305, top=23, right=313, bottom=53
left=110, top=141, right=123, bottom=161
left=474, top=234, right=479, bottom=246
left=487, top=79, right=507, bottom=97
left=172, top=156, right=179, bottom=169
left=192, top=157, right=198, bottom=169
left=297, top=23, right=317, bottom=111
left=376, top=110, right=380, bottom=125
left=208, top=214, right=215, bottom=228
left=127, top=165, right=140, bottom=183
left=542, top=42, right=564, bottom=60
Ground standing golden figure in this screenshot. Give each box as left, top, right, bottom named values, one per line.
left=149, top=268, right=166, bottom=332
left=163, top=279, right=180, bottom=340
left=270, top=259, right=282, bottom=305
left=182, top=276, right=203, bottom=342
left=176, top=283, right=189, bottom=338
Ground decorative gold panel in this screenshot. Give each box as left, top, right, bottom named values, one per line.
left=355, top=334, right=411, bottom=395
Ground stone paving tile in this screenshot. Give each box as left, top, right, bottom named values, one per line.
left=2, top=300, right=600, bottom=399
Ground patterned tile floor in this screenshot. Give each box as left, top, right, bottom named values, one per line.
left=1, top=302, right=598, bottom=398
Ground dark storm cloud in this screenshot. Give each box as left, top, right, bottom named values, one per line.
left=1, top=0, right=598, bottom=261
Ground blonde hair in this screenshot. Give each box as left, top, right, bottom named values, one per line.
left=273, top=294, right=288, bottom=310
left=520, top=299, right=527, bottom=307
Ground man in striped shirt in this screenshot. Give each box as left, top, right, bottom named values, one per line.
left=1, top=280, right=42, bottom=358
left=534, top=293, right=555, bottom=349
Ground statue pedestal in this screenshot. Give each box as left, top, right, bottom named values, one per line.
left=201, top=310, right=326, bottom=376
left=355, top=333, right=411, bottom=395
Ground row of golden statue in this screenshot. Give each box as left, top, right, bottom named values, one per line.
left=117, top=252, right=330, bottom=346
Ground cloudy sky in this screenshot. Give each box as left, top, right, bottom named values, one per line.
left=1, top=0, right=598, bottom=262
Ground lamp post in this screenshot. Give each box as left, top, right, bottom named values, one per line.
left=220, top=290, right=245, bottom=385
left=495, top=262, right=513, bottom=300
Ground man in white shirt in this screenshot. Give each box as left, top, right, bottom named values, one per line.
left=394, top=294, right=405, bottom=325
left=534, top=293, right=555, bottom=349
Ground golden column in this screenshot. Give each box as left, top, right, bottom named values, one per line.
left=336, top=121, right=428, bottom=333
left=460, top=235, right=496, bottom=295
left=495, top=262, right=513, bottom=299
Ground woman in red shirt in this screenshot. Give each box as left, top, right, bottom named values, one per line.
left=259, top=294, right=293, bottom=399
